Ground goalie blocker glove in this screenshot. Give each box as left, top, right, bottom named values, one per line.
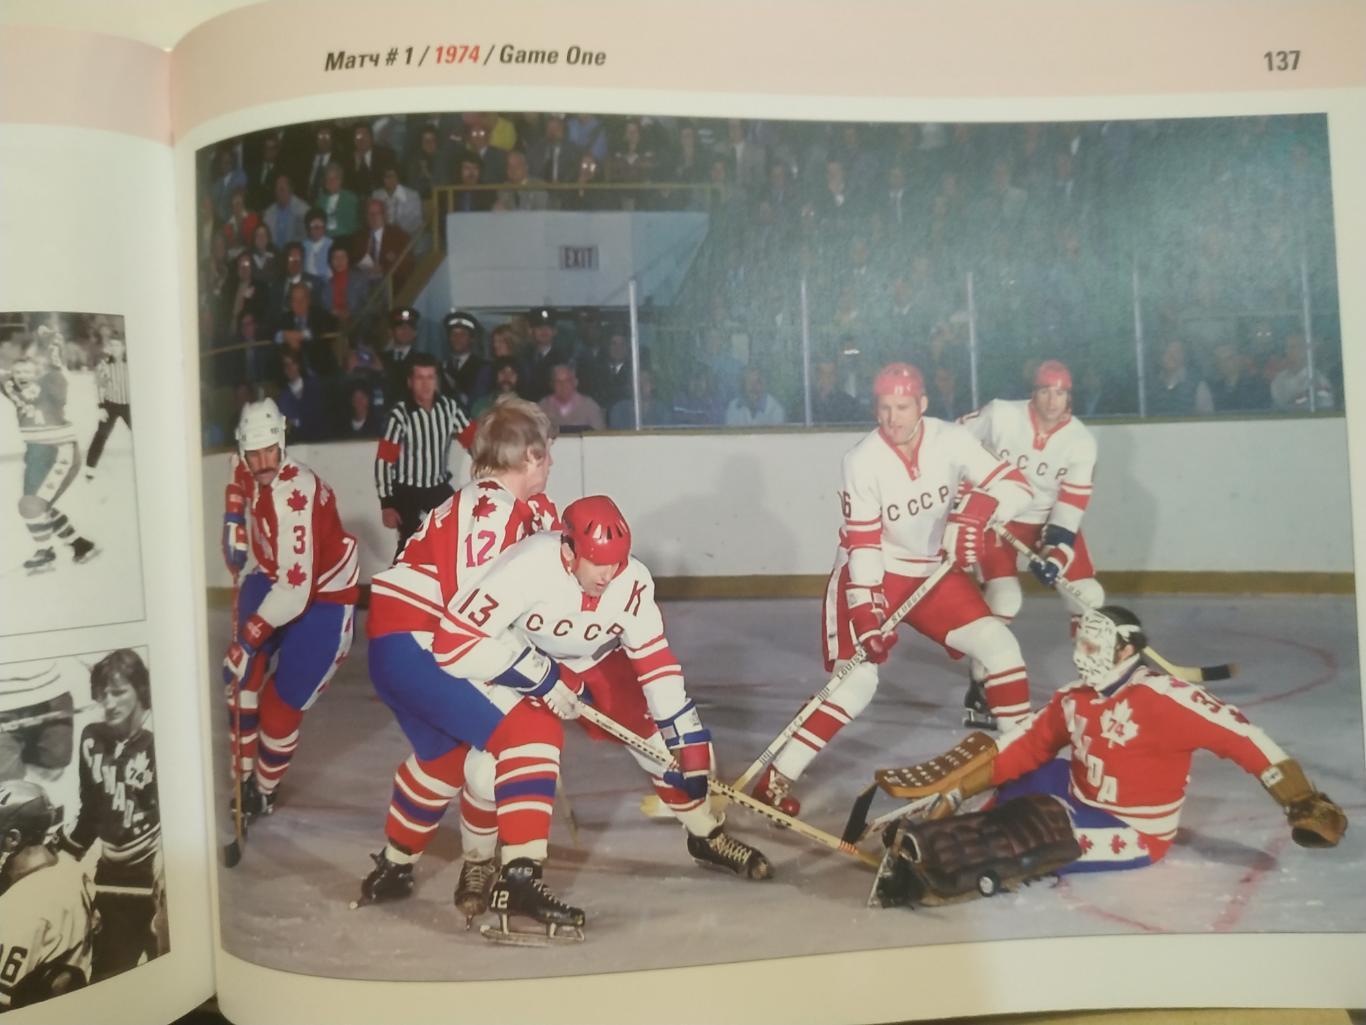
left=1261, top=758, right=1348, bottom=848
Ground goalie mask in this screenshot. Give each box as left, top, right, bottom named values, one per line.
left=0, top=780, right=57, bottom=893
left=1073, top=605, right=1147, bottom=689
left=236, top=397, right=287, bottom=461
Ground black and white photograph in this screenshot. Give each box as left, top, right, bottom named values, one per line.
left=194, top=109, right=1359, bottom=981
left=0, top=312, right=144, bottom=637
left=0, top=648, right=169, bottom=1013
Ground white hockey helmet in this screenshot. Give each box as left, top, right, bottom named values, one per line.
left=1073, top=605, right=1147, bottom=688
left=0, top=780, right=57, bottom=892
left=236, top=397, right=287, bottom=460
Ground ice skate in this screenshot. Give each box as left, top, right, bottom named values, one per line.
left=750, top=764, right=801, bottom=817
left=962, top=676, right=997, bottom=731
left=70, top=537, right=101, bottom=565
left=351, top=849, right=415, bottom=909
left=454, top=857, right=497, bottom=929
left=23, top=547, right=56, bottom=574
left=479, top=858, right=585, bottom=946
left=686, top=825, right=773, bottom=880
left=233, top=775, right=276, bottom=825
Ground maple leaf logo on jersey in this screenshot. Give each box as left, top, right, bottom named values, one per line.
left=287, top=489, right=308, bottom=512
left=124, top=750, right=153, bottom=792
left=1077, top=833, right=1093, bottom=853
left=471, top=495, right=496, bottom=519
left=1110, top=835, right=1127, bottom=854
left=278, top=465, right=299, bottom=483
left=286, top=563, right=307, bottom=587
left=1099, top=699, right=1140, bottom=747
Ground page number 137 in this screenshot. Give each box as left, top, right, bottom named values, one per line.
left=1263, top=50, right=1300, bottom=71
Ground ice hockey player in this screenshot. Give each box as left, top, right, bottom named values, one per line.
left=221, top=398, right=359, bottom=825
left=868, top=605, right=1348, bottom=908
left=431, top=495, right=771, bottom=942
left=358, top=398, right=560, bottom=928
left=752, top=362, right=1035, bottom=816
left=0, top=780, right=96, bottom=1011
left=958, top=358, right=1101, bottom=729
left=56, top=649, right=166, bottom=979
left=0, top=325, right=100, bottom=573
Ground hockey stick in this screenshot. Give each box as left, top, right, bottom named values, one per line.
left=0, top=702, right=99, bottom=734
left=731, top=557, right=956, bottom=795
left=224, top=574, right=245, bottom=869
left=990, top=524, right=1237, bottom=684
left=576, top=701, right=881, bottom=868
left=638, top=558, right=957, bottom=822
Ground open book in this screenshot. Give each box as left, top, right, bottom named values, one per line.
left=2, top=2, right=1365, bottom=1022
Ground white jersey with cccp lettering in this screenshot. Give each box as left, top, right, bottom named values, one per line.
left=839, top=417, right=1033, bottom=587
left=431, top=532, right=689, bottom=722
left=0, top=855, right=95, bottom=1010
left=958, top=399, right=1097, bottom=533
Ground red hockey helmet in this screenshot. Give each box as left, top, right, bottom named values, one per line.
left=873, top=362, right=925, bottom=400
left=1034, top=359, right=1073, bottom=391
left=562, top=495, right=632, bottom=570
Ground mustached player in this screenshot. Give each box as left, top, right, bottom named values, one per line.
left=434, top=496, right=771, bottom=941
left=0, top=327, right=99, bottom=573
left=870, top=606, right=1347, bottom=908
left=221, top=398, right=358, bottom=823
left=957, top=359, right=1101, bottom=728
left=358, top=398, right=560, bottom=925
left=752, top=363, right=1035, bottom=817
left=0, top=780, right=96, bottom=1011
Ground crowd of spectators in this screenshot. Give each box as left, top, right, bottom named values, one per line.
left=197, top=112, right=1341, bottom=445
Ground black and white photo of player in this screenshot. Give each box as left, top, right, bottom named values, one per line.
left=0, top=312, right=145, bottom=637
left=0, top=649, right=168, bottom=1014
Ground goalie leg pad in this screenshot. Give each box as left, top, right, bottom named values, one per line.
left=876, top=731, right=997, bottom=800
left=873, top=794, right=1081, bottom=908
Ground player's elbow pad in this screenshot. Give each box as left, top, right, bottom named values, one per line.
left=494, top=646, right=559, bottom=697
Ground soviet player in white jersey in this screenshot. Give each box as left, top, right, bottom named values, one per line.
left=0, top=780, right=96, bottom=1011
left=868, top=606, right=1348, bottom=908
left=958, top=359, right=1101, bottom=728
left=751, top=362, right=1035, bottom=817
left=434, top=495, right=771, bottom=941
left=0, top=326, right=100, bottom=573
left=357, top=398, right=561, bottom=925
left=220, top=398, right=359, bottom=826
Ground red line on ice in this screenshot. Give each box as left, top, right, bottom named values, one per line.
left=1209, top=832, right=1290, bottom=932
left=1222, top=628, right=1338, bottom=708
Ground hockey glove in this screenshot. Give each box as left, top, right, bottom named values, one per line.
left=222, top=615, right=272, bottom=687
left=941, top=490, right=998, bottom=569
left=657, top=701, right=713, bottom=801
left=494, top=646, right=561, bottom=697
left=1029, top=524, right=1076, bottom=587
left=540, top=664, right=585, bottom=720
left=222, top=484, right=249, bottom=574
left=849, top=593, right=898, bottom=664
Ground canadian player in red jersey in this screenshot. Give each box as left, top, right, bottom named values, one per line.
left=432, top=495, right=772, bottom=942
left=357, top=398, right=562, bottom=927
left=221, top=398, right=359, bottom=823
left=752, top=363, right=1035, bottom=817
left=958, top=359, right=1102, bottom=728
left=869, top=606, right=1348, bottom=907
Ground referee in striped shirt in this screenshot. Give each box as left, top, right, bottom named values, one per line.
left=375, top=351, right=477, bottom=559
left=85, top=332, right=132, bottom=481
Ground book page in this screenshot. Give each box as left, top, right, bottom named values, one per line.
left=0, top=25, right=214, bottom=1025
left=170, top=3, right=1366, bottom=1022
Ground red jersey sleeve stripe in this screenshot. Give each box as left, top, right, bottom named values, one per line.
left=457, top=421, right=478, bottom=452
left=843, top=528, right=881, bottom=548
left=1057, top=491, right=1091, bottom=511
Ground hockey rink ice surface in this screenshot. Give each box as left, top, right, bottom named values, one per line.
left=211, top=593, right=1366, bottom=980
left=0, top=371, right=145, bottom=637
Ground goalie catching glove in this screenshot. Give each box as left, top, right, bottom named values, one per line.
left=1262, top=759, right=1348, bottom=848
left=875, top=731, right=998, bottom=821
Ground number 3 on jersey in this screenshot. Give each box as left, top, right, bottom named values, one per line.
left=465, top=530, right=496, bottom=568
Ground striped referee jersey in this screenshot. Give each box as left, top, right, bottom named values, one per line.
left=96, top=356, right=132, bottom=405
left=374, top=394, right=476, bottom=502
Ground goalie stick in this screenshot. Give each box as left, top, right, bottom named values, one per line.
left=639, top=558, right=955, bottom=821
left=990, top=524, right=1237, bottom=684
left=574, top=702, right=881, bottom=868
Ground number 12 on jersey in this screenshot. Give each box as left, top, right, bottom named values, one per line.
left=465, top=530, right=495, bottom=567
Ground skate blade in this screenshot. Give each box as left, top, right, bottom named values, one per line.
left=962, top=711, right=998, bottom=731
left=25, top=563, right=57, bottom=575
left=479, top=922, right=585, bottom=946
left=73, top=548, right=102, bottom=566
